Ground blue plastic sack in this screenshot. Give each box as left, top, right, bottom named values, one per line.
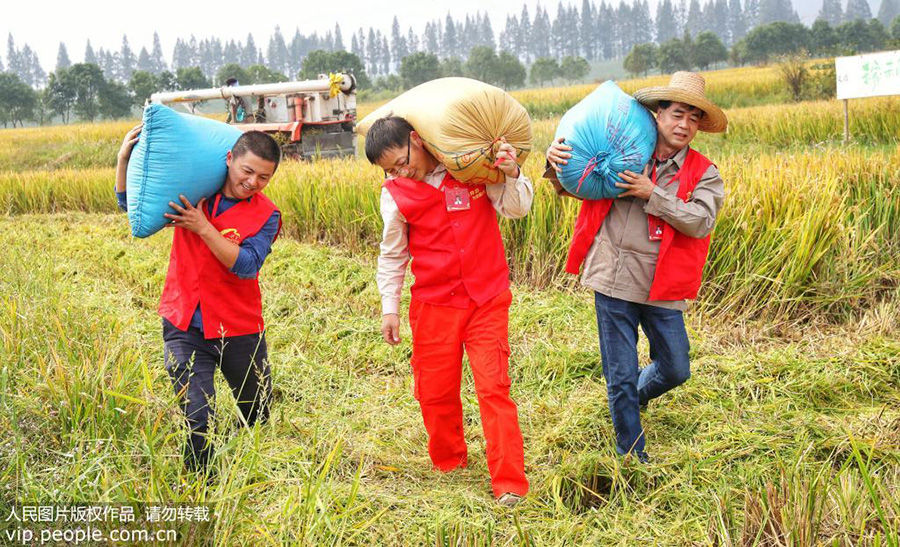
left=126, top=104, right=243, bottom=238
left=553, top=81, right=657, bottom=200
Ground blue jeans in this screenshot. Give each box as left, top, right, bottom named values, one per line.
left=594, top=293, right=691, bottom=458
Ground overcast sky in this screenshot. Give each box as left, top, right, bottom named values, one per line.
left=1, top=0, right=835, bottom=69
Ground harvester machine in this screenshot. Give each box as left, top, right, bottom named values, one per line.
left=150, top=73, right=357, bottom=160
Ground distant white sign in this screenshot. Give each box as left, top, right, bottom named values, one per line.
left=836, top=50, right=900, bottom=100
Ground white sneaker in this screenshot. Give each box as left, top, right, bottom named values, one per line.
left=497, top=493, right=522, bottom=507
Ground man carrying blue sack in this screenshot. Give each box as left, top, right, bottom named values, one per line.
left=545, top=72, right=727, bottom=462
left=115, top=125, right=282, bottom=472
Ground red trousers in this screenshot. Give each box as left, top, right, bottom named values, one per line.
left=408, top=289, right=529, bottom=497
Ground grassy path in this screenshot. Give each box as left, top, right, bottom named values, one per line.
left=2, top=213, right=898, bottom=544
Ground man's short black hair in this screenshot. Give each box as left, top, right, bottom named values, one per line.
left=232, top=131, right=281, bottom=169
left=364, top=115, right=415, bottom=164
left=658, top=100, right=706, bottom=118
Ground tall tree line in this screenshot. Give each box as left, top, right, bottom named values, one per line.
left=819, top=0, right=899, bottom=25
left=2, top=0, right=895, bottom=90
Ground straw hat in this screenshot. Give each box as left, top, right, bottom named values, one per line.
left=633, top=72, right=728, bottom=133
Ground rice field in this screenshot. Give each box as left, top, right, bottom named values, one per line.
left=2, top=97, right=898, bottom=323
left=359, top=64, right=799, bottom=121
left=516, top=64, right=797, bottom=118
left=1, top=63, right=899, bottom=545
left=3, top=146, right=897, bottom=323
left=6, top=93, right=896, bottom=175
left=528, top=96, right=900, bottom=151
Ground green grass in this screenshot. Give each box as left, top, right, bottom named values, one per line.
left=1, top=213, right=898, bottom=545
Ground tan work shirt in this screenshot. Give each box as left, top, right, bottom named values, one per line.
left=580, top=146, right=725, bottom=311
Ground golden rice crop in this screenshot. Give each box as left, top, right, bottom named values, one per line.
left=0, top=167, right=118, bottom=214
left=0, top=120, right=136, bottom=172
left=360, top=65, right=792, bottom=120
left=2, top=145, right=897, bottom=322
left=2, top=94, right=894, bottom=176
left=514, top=64, right=792, bottom=118
left=526, top=96, right=898, bottom=152
left=706, top=96, right=900, bottom=147
left=1, top=61, right=896, bottom=322
left=704, top=148, right=900, bottom=320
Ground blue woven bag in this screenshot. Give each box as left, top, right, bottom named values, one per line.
left=126, top=104, right=243, bottom=237
left=554, top=81, right=657, bottom=200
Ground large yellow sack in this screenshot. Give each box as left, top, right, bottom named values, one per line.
left=357, top=77, right=532, bottom=185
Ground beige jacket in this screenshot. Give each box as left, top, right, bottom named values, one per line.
left=550, top=146, right=725, bottom=311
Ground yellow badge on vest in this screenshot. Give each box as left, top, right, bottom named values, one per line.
left=220, top=228, right=242, bottom=243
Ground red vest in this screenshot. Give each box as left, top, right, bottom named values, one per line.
left=566, top=148, right=714, bottom=301
left=158, top=192, right=281, bottom=338
left=384, top=173, right=509, bottom=308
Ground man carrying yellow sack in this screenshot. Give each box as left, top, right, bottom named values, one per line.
left=366, top=116, right=532, bottom=506
left=547, top=72, right=727, bottom=462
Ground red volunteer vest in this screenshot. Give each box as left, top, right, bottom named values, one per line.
left=565, top=148, right=714, bottom=301
left=384, top=173, right=509, bottom=309
left=158, top=192, right=281, bottom=338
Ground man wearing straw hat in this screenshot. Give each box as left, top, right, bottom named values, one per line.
left=546, top=72, right=728, bottom=462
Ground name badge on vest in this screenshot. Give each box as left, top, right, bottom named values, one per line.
left=444, top=186, right=471, bottom=212
left=648, top=214, right=665, bottom=241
